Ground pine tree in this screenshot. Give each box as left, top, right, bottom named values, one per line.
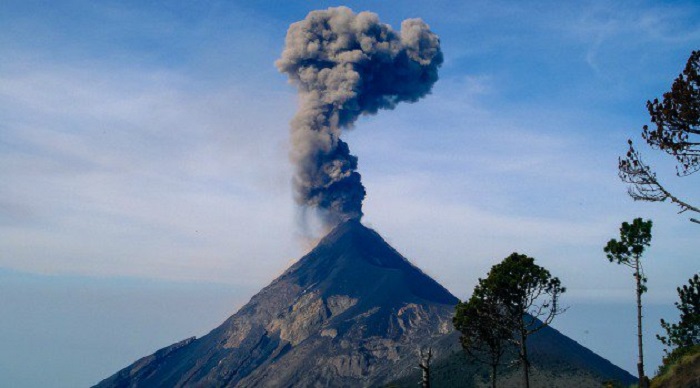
left=604, top=218, right=653, bottom=387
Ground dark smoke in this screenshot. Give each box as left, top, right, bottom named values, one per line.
left=277, top=6, right=442, bottom=228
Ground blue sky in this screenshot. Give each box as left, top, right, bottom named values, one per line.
left=1, top=0, right=699, bottom=385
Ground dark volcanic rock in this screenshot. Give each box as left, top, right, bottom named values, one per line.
left=95, top=220, right=635, bottom=387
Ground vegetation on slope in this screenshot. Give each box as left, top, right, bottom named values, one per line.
left=651, top=344, right=700, bottom=388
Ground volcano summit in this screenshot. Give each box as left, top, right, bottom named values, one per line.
left=96, top=221, right=635, bottom=387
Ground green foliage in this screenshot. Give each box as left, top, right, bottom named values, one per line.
left=458, top=253, right=566, bottom=388
left=601, top=379, right=626, bottom=388
left=604, top=218, right=653, bottom=264
left=454, top=281, right=513, bottom=386
left=652, top=344, right=700, bottom=386
left=604, top=218, right=652, bottom=292
left=657, top=274, right=700, bottom=353
left=454, top=292, right=512, bottom=361
left=480, top=253, right=566, bottom=331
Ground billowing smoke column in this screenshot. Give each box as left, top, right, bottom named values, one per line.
left=277, top=6, right=442, bottom=227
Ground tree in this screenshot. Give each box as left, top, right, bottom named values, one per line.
left=604, top=218, right=653, bottom=388
left=478, top=253, right=566, bottom=388
left=619, top=50, right=700, bottom=224
left=657, top=273, right=700, bottom=353
left=454, top=285, right=512, bottom=388
left=418, top=347, right=433, bottom=388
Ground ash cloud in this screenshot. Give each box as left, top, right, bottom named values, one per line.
left=277, top=6, right=442, bottom=227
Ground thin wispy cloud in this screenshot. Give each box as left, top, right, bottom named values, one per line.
left=0, top=0, right=696, bottom=301
left=0, top=57, right=300, bottom=284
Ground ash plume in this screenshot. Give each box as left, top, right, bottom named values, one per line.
left=277, top=6, right=442, bottom=228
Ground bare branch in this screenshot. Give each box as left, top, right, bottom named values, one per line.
left=619, top=142, right=700, bottom=216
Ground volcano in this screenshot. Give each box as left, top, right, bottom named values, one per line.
left=96, top=220, right=635, bottom=387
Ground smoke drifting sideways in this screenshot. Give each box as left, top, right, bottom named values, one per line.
left=277, top=6, right=443, bottom=229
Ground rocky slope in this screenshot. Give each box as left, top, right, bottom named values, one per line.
left=95, top=220, right=635, bottom=387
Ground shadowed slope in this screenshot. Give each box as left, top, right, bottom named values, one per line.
left=96, top=220, right=457, bottom=387
left=96, top=220, right=635, bottom=387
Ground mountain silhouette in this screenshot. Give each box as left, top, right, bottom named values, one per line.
left=96, top=220, right=635, bottom=387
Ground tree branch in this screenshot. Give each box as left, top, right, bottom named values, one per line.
left=619, top=142, right=700, bottom=217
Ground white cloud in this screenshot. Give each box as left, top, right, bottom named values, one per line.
left=0, top=58, right=303, bottom=285
left=560, top=3, right=700, bottom=72
left=349, top=63, right=698, bottom=305
left=1, top=0, right=697, bottom=306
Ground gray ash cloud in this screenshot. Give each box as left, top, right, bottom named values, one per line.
left=277, top=6, right=442, bottom=227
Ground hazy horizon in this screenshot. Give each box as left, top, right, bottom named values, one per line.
left=0, top=264, right=677, bottom=386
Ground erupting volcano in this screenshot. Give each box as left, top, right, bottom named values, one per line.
left=96, top=7, right=636, bottom=388
left=96, top=220, right=634, bottom=387
left=276, top=6, right=442, bottom=227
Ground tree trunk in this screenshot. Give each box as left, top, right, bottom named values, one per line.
left=635, top=259, right=646, bottom=388
left=491, top=363, right=497, bottom=388
left=521, top=330, right=530, bottom=388
left=419, top=348, right=431, bottom=388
